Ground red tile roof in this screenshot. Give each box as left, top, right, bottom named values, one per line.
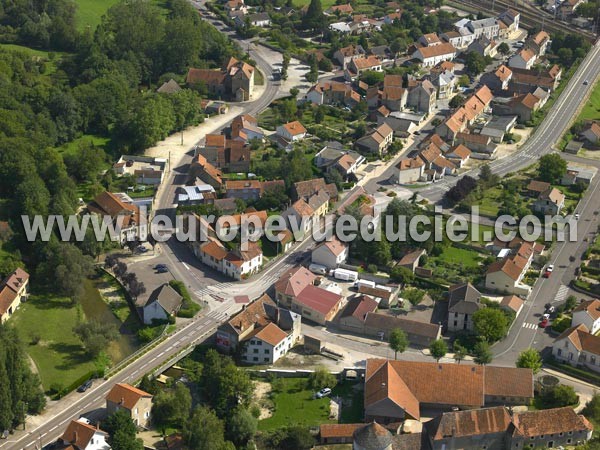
left=295, top=284, right=342, bottom=315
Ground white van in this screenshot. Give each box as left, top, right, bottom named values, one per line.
left=308, top=263, right=328, bottom=275
left=354, top=279, right=376, bottom=290
left=331, top=268, right=359, bottom=282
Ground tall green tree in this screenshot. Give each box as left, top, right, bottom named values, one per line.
left=226, top=408, right=258, bottom=446
left=473, top=308, right=509, bottom=343
left=302, top=0, right=326, bottom=31
left=103, top=410, right=144, bottom=450
left=473, top=341, right=493, bottom=365
left=516, top=348, right=543, bottom=374
left=0, top=325, right=46, bottom=430
left=184, top=407, right=233, bottom=450
left=201, top=350, right=253, bottom=418
left=538, top=154, right=568, bottom=183
left=389, top=328, right=409, bottom=359
left=429, top=339, right=448, bottom=362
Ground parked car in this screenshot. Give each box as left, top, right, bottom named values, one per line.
left=315, top=387, right=332, bottom=398
left=584, top=80, right=589, bottom=85
left=543, top=264, right=554, bottom=278
left=154, top=264, right=167, bottom=270
left=156, top=267, right=169, bottom=274
left=77, top=379, right=93, bottom=393
left=575, top=213, right=580, bottom=220
left=539, top=318, right=549, bottom=328
left=546, top=305, right=555, bottom=314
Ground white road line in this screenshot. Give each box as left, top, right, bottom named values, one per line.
left=182, top=262, right=190, bottom=270
left=522, top=322, right=538, bottom=330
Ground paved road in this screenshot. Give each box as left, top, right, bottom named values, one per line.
left=492, top=154, right=600, bottom=365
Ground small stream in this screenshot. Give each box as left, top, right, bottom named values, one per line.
left=79, top=278, right=138, bottom=363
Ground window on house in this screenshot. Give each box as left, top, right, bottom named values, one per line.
left=264, top=357, right=269, bottom=362
left=253, top=348, right=259, bottom=353
left=592, top=356, right=596, bottom=365
left=253, top=357, right=258, bottom=361
left=557, top=349, right=562, bottom=356
left=264, top=349, right=270, bottom=354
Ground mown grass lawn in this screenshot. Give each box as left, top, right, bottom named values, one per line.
left=74, top=0, right=168, bottom=30
left=435, top=246, right=483, bottom=268
left=11, top=295, right=96, bottom=393
left=580, top=79, right=600, bottom=121
left=258, top=378, right=334, bottom=430
left=56, top=134, right=111, bottom=157
left=476, top=186, right=503, bottom=218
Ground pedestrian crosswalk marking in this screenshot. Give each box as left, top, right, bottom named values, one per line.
left=522, top=322, right=538, bottom=330
left=554, top=284, right=569, bottom=303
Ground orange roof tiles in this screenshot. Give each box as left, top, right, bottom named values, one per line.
left=106, top=383, right=152, bottom=410
left=415, top=42, right=456, bottom=59
left=574, top=299, right=600, bottom=320
left=252, top=322, right=288, bottom=346
left=281, top=121, right=307, bottom=136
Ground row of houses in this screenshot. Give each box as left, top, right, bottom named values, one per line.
left=320, top=406, right=592, bottom=450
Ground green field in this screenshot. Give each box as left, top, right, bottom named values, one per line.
left=258, top=378, right=334, bottom=430
left=11, top=295, right=97, bottom=393
left=75, top=0, right=168, bottom=30
left=75, top=0, right=120, bottom=30
left=0, top=43, right=66, bottom=75
left=56, top=134, right=111, bottom=156
left=580, top=79, right=600, bottom=121
left=436, top=246, right=483, bottom=268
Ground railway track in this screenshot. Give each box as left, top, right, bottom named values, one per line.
left=450, top=0, right=597, bottom=41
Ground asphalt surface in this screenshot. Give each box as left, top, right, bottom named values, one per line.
left=3, top=18, right=599, bottom=450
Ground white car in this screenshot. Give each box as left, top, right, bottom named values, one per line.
left=316, top=388, right=332, bottom=398
left=575, top=213, right=580, bottom=220
left=546, top=264, right=554, bottom=273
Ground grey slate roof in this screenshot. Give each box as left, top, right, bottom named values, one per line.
left=145, top=284, right=183, bottom=314
left=448, top=282, right=482, bottom=315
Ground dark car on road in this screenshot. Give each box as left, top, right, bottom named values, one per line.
left=77, top=379, right=93, bottom=393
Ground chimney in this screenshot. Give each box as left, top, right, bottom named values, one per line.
left=72, top=432, right=78, bottom=444
left=120, top=396, right=125, bottom=405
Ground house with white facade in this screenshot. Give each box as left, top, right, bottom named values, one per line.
left=553, top=324, right=600, bottom=374
left=142, top=284, right=183, bottom=325
left=532, top=187, right=565, bottom=215
left=0, top=268, right=29, bottom=323
left=485, top=241, right=536, bottom=295
left=311, top=238, right=348, bottom=269
left=508, top=49, right=537, bottom=70
left=242, top=322, right=297, bottom=364
left=467, top=17, right=499, bottom=39
left=573, top=299, right=600, bottom=335
left=216, top=294, right=301, bottom=360
left=276, top=121, right=307, bottom=143
left=447, top=282, right=483, bottom=332
left=59, top=418, right=110, bottom=450
left=412, top=43, right=457, bottom=68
